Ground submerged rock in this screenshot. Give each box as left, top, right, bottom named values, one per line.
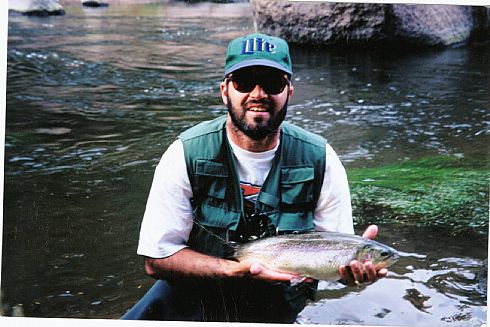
left=348, top=156, right=489, bottom=236
left=9, top=0, right=65, bottom=16
left=251, top=0, right=488, bottom=47
left=81, top=0, right=109, bottom=7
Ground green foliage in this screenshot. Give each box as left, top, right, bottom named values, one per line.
left=348, top=156, right=489, bottom=235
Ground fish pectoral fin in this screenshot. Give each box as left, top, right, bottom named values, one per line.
left=290, top=275, right=307, bottom=286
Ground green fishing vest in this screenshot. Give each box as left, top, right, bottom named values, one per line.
left=179, top=115, right=326, bottom=257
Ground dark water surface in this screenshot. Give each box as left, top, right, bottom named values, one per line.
left=3, top=2, right=489, bottom=325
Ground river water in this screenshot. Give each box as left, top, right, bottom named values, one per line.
left=3, top=1, right=489, bottom=325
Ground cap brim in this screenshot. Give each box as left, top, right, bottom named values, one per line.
left=224, top=59, right=292, bottom=76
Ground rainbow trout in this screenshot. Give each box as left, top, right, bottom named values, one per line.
left=233, top=231, right=399, bottom=281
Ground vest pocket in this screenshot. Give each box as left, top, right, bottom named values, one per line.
left=194, top=159, right=241, bottom=231
left=280, top=166, right=315, bottom=205
left=195, top=159, right=228, bottom=199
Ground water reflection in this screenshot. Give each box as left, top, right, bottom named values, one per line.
left=302, top=226, right=487, bottom=325
left=289, top=46, right=489, bottom=167
left=3, top=1, right=488, bottom=324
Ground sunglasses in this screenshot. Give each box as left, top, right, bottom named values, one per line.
left=229, top=71, right=289, bottom=95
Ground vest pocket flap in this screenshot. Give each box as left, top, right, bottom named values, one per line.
left=257, top=191, right=280, bottom=208
left=195, top=160, right=228, bottom=177
left=281, top=166, right=314, bottom=184
left=195, top=160, right=228, bottom=199
left=200, top=204, right=241, bottom=230
left=281, top=166, right=314, bottom=204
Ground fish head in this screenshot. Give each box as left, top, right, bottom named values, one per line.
left=356, top=240, right=400, bottom=269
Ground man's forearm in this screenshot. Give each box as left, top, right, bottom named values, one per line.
left=145, top=248, right=245, bottom=281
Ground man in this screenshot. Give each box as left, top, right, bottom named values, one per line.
left=123, top=33, right=387, bottom=323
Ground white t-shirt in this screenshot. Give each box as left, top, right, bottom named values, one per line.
left=137, top=136, right=354, bottom=259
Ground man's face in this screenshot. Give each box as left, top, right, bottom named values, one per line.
left=220, top=66, right=294, bottom=140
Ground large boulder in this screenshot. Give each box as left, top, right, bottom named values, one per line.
left=251, top=1, right=389, bottom=45
left=9, top=0, right=65, bottom=16
left=251, top=0, right=488, bottom=46
left=390, top=4, right=474, bottom=46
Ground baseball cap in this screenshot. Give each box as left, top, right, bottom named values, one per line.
left=224, top=33, right=293, bottom=76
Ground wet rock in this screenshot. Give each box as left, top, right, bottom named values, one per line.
left=9, top=0, right=65, bottom=16
left=251, top=0, right=488, bottom=46
left=390, top=4, right=474, bottom=46
left=81, top=0, right=109, bottom=7
left=251, top=0, right=388, bottom=45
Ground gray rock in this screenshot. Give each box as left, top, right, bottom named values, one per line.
left=390, top=4, right=474, bottom=46
left=9, top=0, right=65, bottom=16
left=251, top=0, right=389, bottom=45
left=251, top=0, right=488, bottom=46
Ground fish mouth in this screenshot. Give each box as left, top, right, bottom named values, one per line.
left=378, top=253, right=400, bottom=268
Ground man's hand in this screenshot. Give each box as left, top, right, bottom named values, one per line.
left=338, top=225, right=388, bottom=285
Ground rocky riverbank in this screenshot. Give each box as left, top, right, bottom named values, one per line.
left=9, top=0, right=66, bottom=16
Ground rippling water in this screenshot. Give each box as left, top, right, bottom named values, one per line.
left=3, top=1, right=488, bottom=325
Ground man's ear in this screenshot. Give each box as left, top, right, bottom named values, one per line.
left=288, top=81, right=294, bottom=97
left=220, top=80, right=228, bottom=106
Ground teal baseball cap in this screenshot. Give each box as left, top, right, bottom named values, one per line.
left=224, top=33, right=293, bottom=76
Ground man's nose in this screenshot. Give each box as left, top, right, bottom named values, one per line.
left=249, top=83, right=267, bottom=98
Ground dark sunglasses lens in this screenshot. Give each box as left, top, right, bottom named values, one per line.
left=261, top=75, right=287, bottom=95
left=232, top=74, right=287, bottom=95
left=232, top=76, right=255, bottom=93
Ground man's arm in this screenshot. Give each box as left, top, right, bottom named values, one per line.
left=144, top=248, right=301, bottom=282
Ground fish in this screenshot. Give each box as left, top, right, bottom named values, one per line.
left=232, top=231, right=399, bottom=281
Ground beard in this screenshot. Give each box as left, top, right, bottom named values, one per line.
left=227, top=93, right=289, bottom=140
